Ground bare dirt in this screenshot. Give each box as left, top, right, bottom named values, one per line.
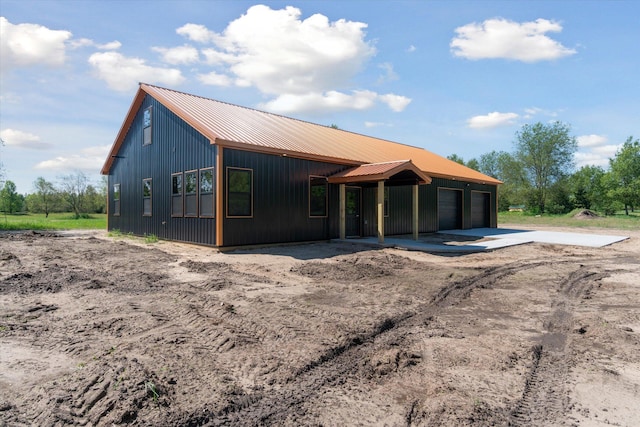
left=1, top=226, right=639, bottom=426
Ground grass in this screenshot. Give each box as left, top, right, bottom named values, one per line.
left=499, top=209, right=640, bottom=230
left=0, top=212, right=107, bottom=230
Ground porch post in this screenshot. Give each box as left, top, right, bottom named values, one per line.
left=377, top=180, right=384, bottom=244
left=339, top=184, right=346, bottom=240
left=412, top=183, right=419, bottom=241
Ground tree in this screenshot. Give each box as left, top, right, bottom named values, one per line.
left=447, top=154, right=465, bottom=165
left=465, top=158, right=480, bottom=171
left=478, top=150, right=528, bottom=211
left=514, top=121, right=577, bottom=213
left=59, top=171, right=90, bottom=219
left=0, top=180, right=23, bottom=214
left=569, top=165, right=606, bottom=210
left=607, top=136, right=640, bottom=215
left=31, top=177, right=59, bottom=217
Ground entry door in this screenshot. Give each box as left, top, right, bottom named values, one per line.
left=346, top=187, right=361, bottom=237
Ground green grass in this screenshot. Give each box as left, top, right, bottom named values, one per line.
left=499, top=209, right=640, bottom=230
left=0, top=212, right=107, bottom=230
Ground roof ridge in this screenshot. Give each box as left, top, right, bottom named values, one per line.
left=139, top=83, right=429, bottom=152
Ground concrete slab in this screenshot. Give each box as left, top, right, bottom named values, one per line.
left=442, top=228, right=628, bottom=248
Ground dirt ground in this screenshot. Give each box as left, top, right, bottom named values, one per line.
left=1, top=225, right=639, bottom=426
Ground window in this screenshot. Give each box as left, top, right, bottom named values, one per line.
left=171, top=173, right=183, bottom=217
left=143, top=107, right=152, bottom=145
left=143, top=178, right=152, bottom=216
left=113, top=183, right=121, bottom=216
left=309, top=176, right=327, bottom=217
left=199, top=168, right=215, bottom=217
left=185, top=170, right=198, bottom=217
left=227, top=168, right=252, bottom=217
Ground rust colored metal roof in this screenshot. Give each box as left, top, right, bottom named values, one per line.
left=102, top=84, right=501, bottom=185
left=328, top=160, right=431, bottom=184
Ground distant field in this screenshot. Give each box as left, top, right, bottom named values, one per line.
left=499, top=209, right=640, bottom=230
left=0, top=213, right=107, bottom=230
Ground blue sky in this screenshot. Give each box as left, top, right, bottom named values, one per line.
left=1, top=0, right=638, bottom=194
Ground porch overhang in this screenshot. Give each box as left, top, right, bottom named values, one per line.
left=327, top=160, right=432, bottom=185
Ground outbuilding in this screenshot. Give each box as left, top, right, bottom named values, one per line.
left=101, top=84, right=501, bottom=247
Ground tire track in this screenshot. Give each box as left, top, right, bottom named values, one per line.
left=509, top=265, right=608, bottom=426
left=170, top=260, right=552, bottom=426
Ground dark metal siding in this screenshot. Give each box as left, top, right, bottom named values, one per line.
left=360, top=178, right=498, bottom=236
left=222, top=149, right=347, bottom=246
left=107, top=95, right=217, bottom=245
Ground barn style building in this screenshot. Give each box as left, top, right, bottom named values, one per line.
left=101, top=84, right=501, bottom=247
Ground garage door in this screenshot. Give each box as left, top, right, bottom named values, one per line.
left=471, top=192, right=490, bottom=228
left=438, top=189, right=462, bottom=230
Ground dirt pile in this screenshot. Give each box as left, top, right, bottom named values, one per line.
left=1, top=228, right=638, bottom=426
left=573, top=209, right=600, bottom=219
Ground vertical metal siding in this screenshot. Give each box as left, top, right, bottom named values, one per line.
left=358, top=178, right=498, bottom=237
left=107, top=95, right=217, bottom=245
left=222, top=149, right=347, bottom=246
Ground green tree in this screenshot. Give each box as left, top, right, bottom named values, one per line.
left=569, top=165, right=606, bottom=210
left=465, top=158, right=480, bottom=171
left=478, top=150, right=528, bottom=211
left=59, top=171, right=89, bottom=219
left=514, top=121, right=577, bottom=213
left=607, top=136, right=640, bottom=215
left=31, top=177, right=59, bottom=217
left=0, top=180, right=23, bottom=214
left=447, top=154, right=465, bottom=165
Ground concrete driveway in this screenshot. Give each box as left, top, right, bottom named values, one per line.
left=442, top=228, right=628, bottom=248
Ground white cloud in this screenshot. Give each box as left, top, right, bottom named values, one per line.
left=407, top=45, right=417, bottom=53
left=0, top=128, right=52, bottom=150
left=197, top=71, right=232, bottom=86
left=88, top=51, right=185, bottom=92
left=377, top=62, right=398, bottom=84
left=152, top=45, right=199, bottom=65
left=577, top=134, right=608, bottom=147
left=523, top=106, right=559, bottom=119
left=0, top=17, right=71, bottom=71
left=176, top=5, right=408, bottom=114
left=34, top=145, right=111, bottom=172
left=379, top=93, right=411, bottom=112
left=574, top=134, right=621, bottom=168
left=365, top=121, right=391, bottom=128
left=69, top=38, right=120, bottom=50
left=260, top=90, right=378, bottom=115
left=451, top=18, right=576, bottom=62
left=176, top=23, right=217, bottom=43
left=467, top=112, right=519, bottom=129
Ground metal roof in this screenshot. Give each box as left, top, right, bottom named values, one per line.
left=327, top=160, right=431, bottom=184
left=102, top=83, right=501, bottom=185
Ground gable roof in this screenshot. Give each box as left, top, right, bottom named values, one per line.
left=328, top=160, right=431, bottom=184
left=102, top=83, right=501, bottom=185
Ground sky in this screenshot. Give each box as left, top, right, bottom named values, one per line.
left=1, top=0, right=639, bottom=194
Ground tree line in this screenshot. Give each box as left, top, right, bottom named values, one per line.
left=0, top=171, right=106, bottom=218
left=447, top=122, right=639, bottom=215
left=1, top=122, right=638, bottom=218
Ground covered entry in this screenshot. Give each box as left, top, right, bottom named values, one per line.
left=329, top=160, right=431, bottom=243
left=438, top=188, right=462, bottom=230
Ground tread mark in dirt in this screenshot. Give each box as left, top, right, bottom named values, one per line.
left=174, top=260, right=549, bottom=426
left=508, top=266, right=608, bottom=427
